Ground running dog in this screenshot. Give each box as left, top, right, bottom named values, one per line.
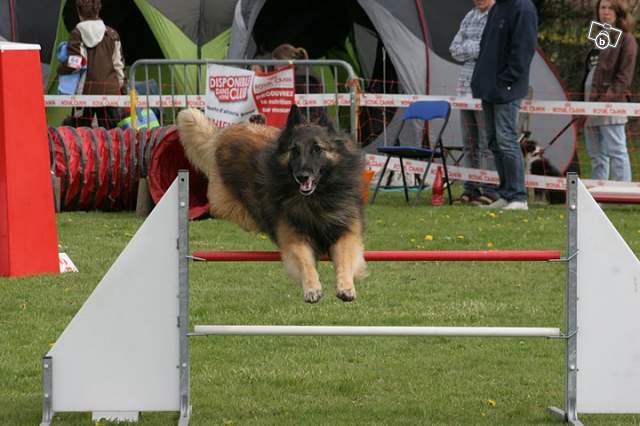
left=177, top=106, right=366, bottom=303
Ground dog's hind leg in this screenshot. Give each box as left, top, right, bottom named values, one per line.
left=277, top=222, right=323, bottom=303
left=329, top=220, right=366, bottom=302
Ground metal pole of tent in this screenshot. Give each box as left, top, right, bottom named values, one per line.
left=383, top=46, right=387, bottom=146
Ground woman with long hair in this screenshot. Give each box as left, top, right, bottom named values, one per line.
left=272, top=43, right=325, bottom=121
left=582, top=0, right=637, bottom=181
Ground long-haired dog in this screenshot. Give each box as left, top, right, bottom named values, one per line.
left=177, top=106, right=366, bottom=303
left=521, top=139, right=566, bottom=204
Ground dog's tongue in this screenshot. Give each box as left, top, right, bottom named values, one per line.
left=300, top=178, right=314, bottom=192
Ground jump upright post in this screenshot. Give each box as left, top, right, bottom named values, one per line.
left=41, top=171, right=640, bottom=425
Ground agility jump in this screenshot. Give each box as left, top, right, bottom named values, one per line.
left=40, top=171, right=640, bottom=426
left=191, top=250, right=561, bottom=262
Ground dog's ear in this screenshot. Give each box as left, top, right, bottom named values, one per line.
left=285, top=104, right=305, bottom=129
left=333, top=135, right=359, bottom=153
left=315, top=111, right=336, bottom=134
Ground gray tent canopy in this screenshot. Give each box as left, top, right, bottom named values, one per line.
left=0, top=0, right=61, bottom=85
left=59, top=0, right=236, bottom=63
left=0, top=0, right=59, bottom=62
left=228, top=0, right=577, bottom=173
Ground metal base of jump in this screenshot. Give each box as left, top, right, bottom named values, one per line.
left=547, top=406, right=585, bottom=426
left=40, top=172, right=640, bottom=425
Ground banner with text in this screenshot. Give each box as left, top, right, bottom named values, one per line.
left=253, top=66, right=295, bottom=128
left=205, top=64, right=294, bottom=128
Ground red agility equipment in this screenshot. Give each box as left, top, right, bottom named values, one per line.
left=192, top=250, right=562, bottom=262
left=592, top=193, right=640, bottom=204
left=147, top=127, right=210, bottom=219
left=0, top=43, right=59, bottom=276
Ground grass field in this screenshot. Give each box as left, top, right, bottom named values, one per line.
left=1, top=189, right=640, bottom=425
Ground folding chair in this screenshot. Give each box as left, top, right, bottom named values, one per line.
left=370, top=100, right=453, bottom=204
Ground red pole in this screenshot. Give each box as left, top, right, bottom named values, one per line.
left=192, top=250, right=561, bottom=262
left=592, top=194, right=640, bottom=204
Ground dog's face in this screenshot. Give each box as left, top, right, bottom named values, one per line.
left=521, top=139, right=539, bottom=156
left=277, top=106, right=340, bottom=196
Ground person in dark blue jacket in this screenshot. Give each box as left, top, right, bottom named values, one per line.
left=471, top=0, right=538, bottom=210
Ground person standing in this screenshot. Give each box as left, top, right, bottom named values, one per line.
left=471, top=0, right=538, bottom=210
left=582, top=0, right=637, bottom=182
left=58, top=0, right=125, bottom=129
left=271, top=43, right=325, bottom=122
left=449, top=0, right=497, bottom=205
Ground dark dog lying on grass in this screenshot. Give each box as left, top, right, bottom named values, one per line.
left=177, top=105, right=367, bottom=303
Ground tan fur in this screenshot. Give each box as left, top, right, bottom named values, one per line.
left=176, top=109, right=219, bottom=179
left=276, top=221, right=323, bottom=303
left=329, top=218, right=366, bottom=301
left=177, top=108, right=278, bottom=231
left=207, top=165, right=259, bottom=231
left=177, top=108, right=366, bottom=303
left=276, top=217, right=366, bottom=303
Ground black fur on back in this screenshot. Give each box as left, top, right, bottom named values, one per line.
left=251, top=106, right=365, bottom=256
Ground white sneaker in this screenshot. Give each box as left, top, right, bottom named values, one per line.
left=481, top=198, right=509, bottom=209
left=504, top=200, right=528, bottom=210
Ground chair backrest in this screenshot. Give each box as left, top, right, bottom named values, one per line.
left=403, top=100, right=450, bottom=121
left=399, top=100, right=451, bottom=148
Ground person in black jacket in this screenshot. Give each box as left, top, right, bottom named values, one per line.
left=471, top=0, right=538, bottom=210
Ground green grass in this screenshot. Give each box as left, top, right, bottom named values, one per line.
left=2, top=191, right=640, bottom=425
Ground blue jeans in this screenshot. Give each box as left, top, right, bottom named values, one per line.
left=482, top=100, right=526, bottom=202
left=461, top=109, right=498, bottom=198
left=584, top=124, right=632, bottom=182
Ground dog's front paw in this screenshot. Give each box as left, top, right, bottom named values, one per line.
left=336, top=287, right=356, bottom=302
left=304, top=288, right=323, bottom=304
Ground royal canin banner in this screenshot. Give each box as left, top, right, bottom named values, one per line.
left=44, top=94, right=640, bottom=118
left=205, top=64, right=294, bottom=128
left=365, top=153, right=640, bottom=192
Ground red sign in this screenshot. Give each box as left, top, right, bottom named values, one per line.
left=253, top=66, right=295, bottom=128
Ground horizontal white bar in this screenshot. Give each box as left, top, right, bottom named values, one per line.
left=193, top=325, right=561, bottom=338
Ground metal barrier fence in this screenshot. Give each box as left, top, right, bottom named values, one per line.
left=127, top=59, right=360, bottom=140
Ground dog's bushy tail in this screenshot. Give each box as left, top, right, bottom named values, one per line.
left=177, top=108, right=218, bottom=177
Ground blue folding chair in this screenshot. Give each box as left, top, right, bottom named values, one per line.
left=370, top=100, right=453, bottom=204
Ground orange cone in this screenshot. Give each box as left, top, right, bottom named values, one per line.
left=431, top=166, right=444, bottom=206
